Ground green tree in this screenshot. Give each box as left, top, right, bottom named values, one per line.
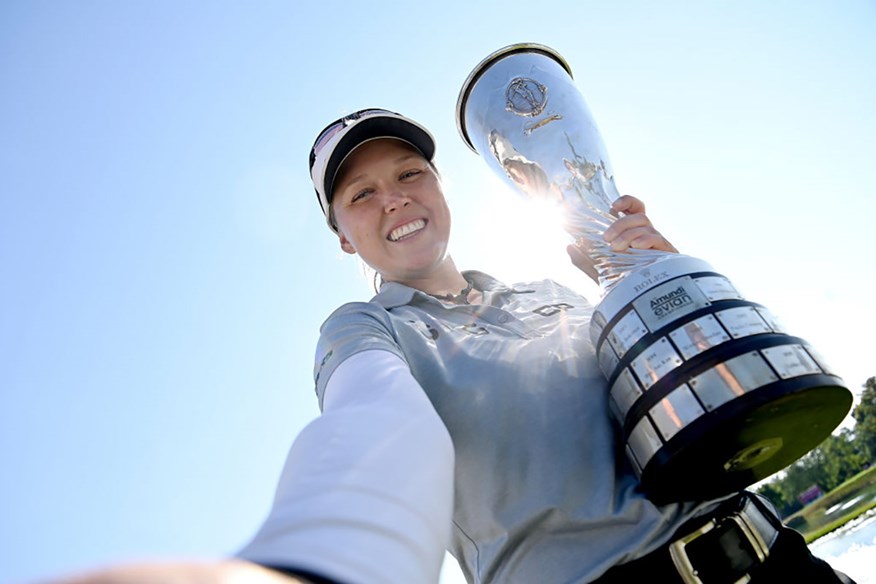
left=853, top=376, right=876, bottom=462
left=779, top=451, right=825, bottom=505
left=756, top=480, right=796, bottom=517
left=755, top=428, right=867, bottom=517
left=811, top=429, right=868, bottom=487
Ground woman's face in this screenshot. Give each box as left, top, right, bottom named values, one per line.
left=331, top=138, right=452, bottom=284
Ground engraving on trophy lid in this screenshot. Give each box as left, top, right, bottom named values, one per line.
left=505, top=77, right=548, bottom=117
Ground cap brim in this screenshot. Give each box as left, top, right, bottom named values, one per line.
left=322, top=116, right=435, bottom=205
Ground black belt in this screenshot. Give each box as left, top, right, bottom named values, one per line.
left=594, top=492, right=781, bottom=584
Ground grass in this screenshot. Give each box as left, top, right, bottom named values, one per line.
left=782, top=465, right=876, bottom=543
left=804, top=502, right=876, bottom=543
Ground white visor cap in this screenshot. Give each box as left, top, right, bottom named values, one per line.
left=309, top=109, right=436, bottom=232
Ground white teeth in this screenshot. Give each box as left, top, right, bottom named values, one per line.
left=389, top=219, right=426, bottom=241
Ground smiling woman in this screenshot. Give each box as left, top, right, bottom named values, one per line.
left=331, top=139, right=463, bottom=296
left=229, top=108, right=853, bottom=584
left=47, top=108, right=854, bottom=584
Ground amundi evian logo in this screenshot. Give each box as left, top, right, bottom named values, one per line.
left=650, top=285, right=693, bottom=318
left=632, top=274, right=708, bottom=331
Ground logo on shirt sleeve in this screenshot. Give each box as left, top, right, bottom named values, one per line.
left=533, top=303, right=574, bottom=317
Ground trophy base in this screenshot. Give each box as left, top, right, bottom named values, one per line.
left=636, top=375, right=851, bottom=504
left=592, top=255, right=853, bottom=503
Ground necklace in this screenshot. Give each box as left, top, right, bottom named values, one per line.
left=430, top=277, right=474, bottom=305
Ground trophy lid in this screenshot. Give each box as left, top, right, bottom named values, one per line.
left=455, top=43, right=573, bottom=152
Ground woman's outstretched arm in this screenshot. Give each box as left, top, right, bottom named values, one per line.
left=44, top=350, right=455, bottom=584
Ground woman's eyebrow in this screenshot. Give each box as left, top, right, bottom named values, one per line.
left=339, top=154, right=424, bottom=191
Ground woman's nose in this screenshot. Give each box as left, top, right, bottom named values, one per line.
left=383, top=190, right=411, bottom=213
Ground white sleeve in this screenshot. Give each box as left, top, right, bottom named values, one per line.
left=236, top=349, right=455, bottom=584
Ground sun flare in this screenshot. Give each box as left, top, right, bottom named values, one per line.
left=452, top=178, right=590, bottom=290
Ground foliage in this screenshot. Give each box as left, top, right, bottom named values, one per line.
left=756, top=377, right=876, bottom=517
left=757, top=428, right=870, bottom=516
left=853, top=376, right=876, bottom=460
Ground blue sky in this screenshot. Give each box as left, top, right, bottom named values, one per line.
left=1, top=2, right=875, bottom=582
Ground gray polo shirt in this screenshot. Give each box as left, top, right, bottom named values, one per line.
left=315, top=271, right=716, bottom=583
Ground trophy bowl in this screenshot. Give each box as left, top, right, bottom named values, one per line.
left=456, top=43, right=853, bottom=503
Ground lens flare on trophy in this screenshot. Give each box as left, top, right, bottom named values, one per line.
left=456, top=43, right=853, bottom=504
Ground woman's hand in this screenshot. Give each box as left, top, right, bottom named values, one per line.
left=602, top=195, right=678, bottom=254
left=566, top=195, right=677, bottom=282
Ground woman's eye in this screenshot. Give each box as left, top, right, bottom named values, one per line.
left=351, top=189, right=371, bottom=202
left=400, top=169, right=423, bottom=180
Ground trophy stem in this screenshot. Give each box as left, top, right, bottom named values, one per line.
left=561, top=165, right=675, bottom=294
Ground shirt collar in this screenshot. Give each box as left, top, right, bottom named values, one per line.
left=371, top=270, right=513, bottom=309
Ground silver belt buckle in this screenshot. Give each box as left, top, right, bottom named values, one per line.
left=668, top=502, right=771, bottom=584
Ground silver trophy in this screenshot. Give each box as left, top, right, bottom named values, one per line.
left=456, top=43, right=852, bottom=503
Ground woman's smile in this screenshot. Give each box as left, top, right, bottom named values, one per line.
left=388, top=218, right=427, bottom=242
